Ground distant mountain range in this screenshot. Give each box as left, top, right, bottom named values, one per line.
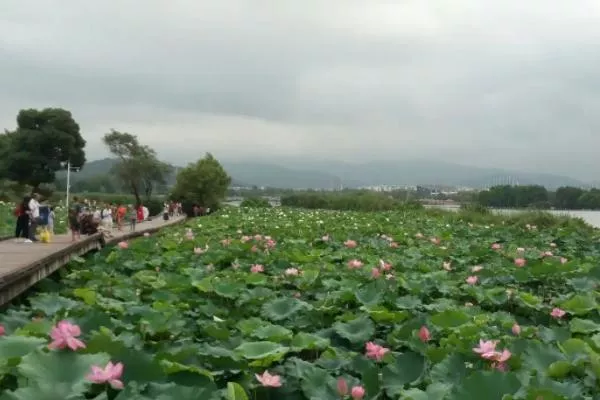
left=58, top=158, right=591, bottom=190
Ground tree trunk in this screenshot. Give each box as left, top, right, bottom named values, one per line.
left=131, top=182, right=141, bottom=206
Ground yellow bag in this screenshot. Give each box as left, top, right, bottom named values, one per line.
left=40, top=228, right=51, bottom=243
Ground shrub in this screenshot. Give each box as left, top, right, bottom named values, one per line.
left=240, top=197, right=272, bottom=208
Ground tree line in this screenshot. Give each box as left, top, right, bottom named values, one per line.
left=0, top=108, right=231, bottom=211
left=477, top=185, right=600, bottom=210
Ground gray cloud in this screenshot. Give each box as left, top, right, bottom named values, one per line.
left=1, top=0, right=600, bottom=180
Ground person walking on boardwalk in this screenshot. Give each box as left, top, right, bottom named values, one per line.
left=127, top=205, right=137, bottom=231
left=27, top=193, right=41, bottom=242
left=68, top=196, right=82, bottom=242
left=14, top=199, right=29, bottom=242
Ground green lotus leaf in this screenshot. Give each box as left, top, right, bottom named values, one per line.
left=0, top=336, right=46, bottom=360
left=447, top=371, right=520, bottom=400
left=262, top=297, right=307, bottom=321
left=381, top=351, right=425, bottom=396
left=226, top=382, right=249, bottom=400
left=430, top=310, right=470, bottom=328
left=252, top=324, right=293, bottom=341
left=333, top=316, right=375, bottom=344
left=234, top=341, right=289, bottom=360
left=559, top=294, right=598, bottom=315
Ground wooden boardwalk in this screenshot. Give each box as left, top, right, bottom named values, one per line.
left=0, top=216, right=186, bottom=305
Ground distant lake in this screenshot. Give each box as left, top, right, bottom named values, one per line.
left=426, top=204, right=600, bottom=228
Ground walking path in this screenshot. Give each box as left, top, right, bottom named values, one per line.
left=0, top=215, right=186, bottom=305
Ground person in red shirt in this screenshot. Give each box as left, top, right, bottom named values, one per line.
left=136, top=203, right=144, bottom=222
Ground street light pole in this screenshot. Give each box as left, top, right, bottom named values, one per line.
left=66, top=161, right=71, bottom=211
left=65, top=162, right=80, bottom=211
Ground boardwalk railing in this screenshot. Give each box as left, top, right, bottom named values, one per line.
left=0, top=216, right=186, bottom=306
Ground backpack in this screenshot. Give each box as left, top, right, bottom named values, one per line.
left=14, top=204, right=22, bottom=217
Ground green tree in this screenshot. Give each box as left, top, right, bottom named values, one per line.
left=103, top=130, right=172, bottom=205
left=555, top=186, right=585, bottom=209
left=171, top=153, right=231, bottom=211
left=3, top=108, right=86, bottom=191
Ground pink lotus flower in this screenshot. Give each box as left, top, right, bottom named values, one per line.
left=415, top=232, right=424, bottom=239
left=0, top=325, right=4, bottom=336
left=385, top=273, right=395, bottom=280
left=466, top=276, right=478, bottom=285
left=241, top=235, right=251, bottom=242
left=221, top=238, right=232, bottom=246
left=254, top=234, right=263, bottom=241
left=419, top=326, right=431, bottom=342
left=514, top=258, right=526, bottom=267
left=231, top=260, right=240, bottom=270
left=265, top=239, right=276, bottom=249
left=442, top=261, right=452, bottom=271
left=390, top=241, right=399, bottom=248
left=193, top=247, right=205, bottom=255
left=250, top=245, right=258, bottom=252
left=365, top=341, right=389, bottom=361
left=344, top=239, right=357, bottom=248
left=491, top=243, right=501, bottom=250
left=542, top=251, right=553, bottom=257
left=337, top=378, right=348, bottom=396
left=285, top=268, right=299, bottom=276
left=471, top=265, right=483, bottom=272
left=118, top=241, right=128, bottom=249
left=371, top=268, right=381, bottom=279
left=185, top=229, right=194, bottom=240
left=550, top=242, right=557, bottom=248
left=351, top=386, right=365, bottom=400
left=143, top=232, right=150, bottom=237
left=48, top=320, right=86, bottom=351
left=379, top=259, right=392, bottom=271
left=347, top=259, right=363, bottom=269
left=255, top=370, right=282, bottom=387
left=512, top=323, right=521, bottom=335
left=551, top=307, right=566, bottom=319
left=322, top=235, right=330, bottom=241
left=516, top=247, right=525, bottom=253
left=560, top=257, right=568, bottom=264
left=87, top=361, right=124, bottom=389
left=473, top=339, right=498, bottom=359
left=251, top=264, right=264, bottom=273
left=430, top=237, right=441, bottom=245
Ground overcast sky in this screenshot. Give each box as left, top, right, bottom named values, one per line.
left=1, top=1, right=600, bottom=180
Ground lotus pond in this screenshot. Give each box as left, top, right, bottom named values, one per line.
left=2, top=207, right=600, bottom=399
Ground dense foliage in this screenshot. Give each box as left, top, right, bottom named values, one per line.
left=478, top=185, right=600, bottom=210
left=239, top=197, right=272, bottom=208
left=280, top=191, right=423, bottom=212
left=171, top=153, right=231, bottom=211
left=1, top=208, right=600, bottom=399
left=103, top=130, right=172, bottom=205
left=0, top=108, right=86, bottom=190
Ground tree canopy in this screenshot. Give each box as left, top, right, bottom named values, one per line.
left=171, top=153, right=231, bottom=210
left=102, top=130, right=172, bottom=205
left=2, top=108, right=86, bottom=190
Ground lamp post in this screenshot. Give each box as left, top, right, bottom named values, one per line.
left=65, top=161, right=80, bottom=211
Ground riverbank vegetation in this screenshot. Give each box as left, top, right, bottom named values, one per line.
left=478, top=185, right=600, bottom=210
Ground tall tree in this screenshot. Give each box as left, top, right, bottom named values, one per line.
left=3, top=108, right=86, bottom=190
left=103, top=130, right=171, bottom=204
left=171, top=153, right=231, bottom=210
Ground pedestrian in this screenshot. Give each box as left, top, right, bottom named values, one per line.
left=14, top=200, right=29, bottom=242
left=100, top=203, right=113, bottom=231
left=69, top=196, right=82, bottom=242
left=28, top=193, right=41, bottom=242
left=128, top=205, right=137, bottom=231
left=47, top=206, right=55, bottom=235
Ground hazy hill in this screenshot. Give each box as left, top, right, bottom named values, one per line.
left=57, top=158, right=589, bottom=190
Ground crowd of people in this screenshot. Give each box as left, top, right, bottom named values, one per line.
left=14, top=194, right=152, bottom=243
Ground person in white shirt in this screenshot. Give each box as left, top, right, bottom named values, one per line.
left=142, top=205, right=149, bottom=221
left=28, top=193, right=41, bottom=242
left=100, top=205, right=113, bottom=230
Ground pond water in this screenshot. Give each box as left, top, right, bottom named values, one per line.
left=426, top=204, right=600, bottom=228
